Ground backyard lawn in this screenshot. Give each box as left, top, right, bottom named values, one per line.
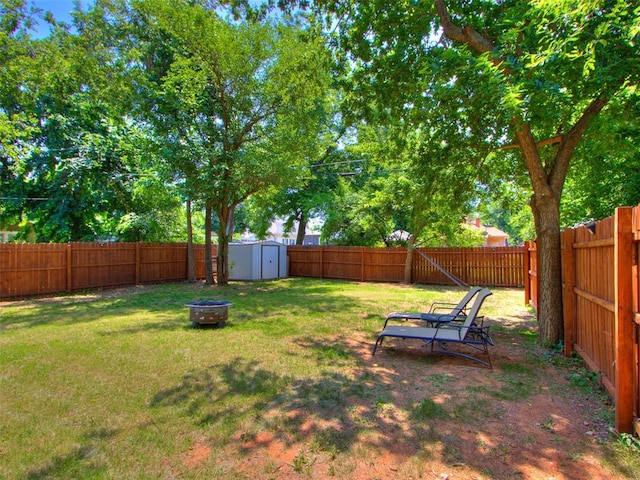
left=1, top=278, right=638, bottom=479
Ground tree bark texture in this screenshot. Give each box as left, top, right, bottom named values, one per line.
left=216, top=204, right=235, bottom=285
left=186, top=199, right=195, bottom=283
left=204, top=201, right=215, bottom=285
left=530, top=194, right=564, bottom=344
left=296, top=212, right=307, bottom=245
left=403, top=236, right=415, bottom=284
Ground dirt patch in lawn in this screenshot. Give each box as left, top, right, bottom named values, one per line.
left=208, top=312, right=629, bottom=479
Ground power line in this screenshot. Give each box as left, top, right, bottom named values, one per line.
left=310, top=159, right=365, bottom=168
left=0, top=197, right=51, bottom=201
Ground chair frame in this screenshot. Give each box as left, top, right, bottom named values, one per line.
left=383, top=286, right=482, bottom=328
left=373, top=288, right=494, bottom=368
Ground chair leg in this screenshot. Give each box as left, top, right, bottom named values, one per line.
left=372, top=337, right=382, bottom=356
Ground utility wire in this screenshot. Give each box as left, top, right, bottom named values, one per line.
left=0, top=197, right=51, bottom=201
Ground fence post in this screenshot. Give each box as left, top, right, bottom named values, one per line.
left=361, top=247, right=365, bottom=282
left=614, top=207, right=634, bottom=434
left=562, top=228, right=576, bottom=357
left=66, top=243, right=72, bottom=293
left=524, top=241, right=531, bottom=305
left=319, top=246, right=323, bottom=279
left=531, top=241, right=539, bottom=310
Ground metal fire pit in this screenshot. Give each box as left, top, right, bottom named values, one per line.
left=185, top=301, right=232, bottom=327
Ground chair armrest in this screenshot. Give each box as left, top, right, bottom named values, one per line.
left=433, top=321, right=468, bottom=341
left=428, top=302, right=457, bottom=313
left=382, top=316, right=397, bottom=328
left=383, top=312, right=421, bottom=328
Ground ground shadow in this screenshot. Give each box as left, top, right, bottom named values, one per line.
left=25, top=428, right=118, bottom=479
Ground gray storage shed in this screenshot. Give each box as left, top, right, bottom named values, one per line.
left=228, top=241, right=288, bottom=281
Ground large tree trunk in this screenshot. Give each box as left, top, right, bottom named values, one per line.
left=216, top=238, right=229, bottom=285
left=186, top=199, right=196, bottom=283
left=403, top=235, right=415, bottom=284
left=204, top=200, right=215, bottom=285
left=296, top=211, right=307, bottom=245
left=530, top=193, right=564, bottom=345
left=515, top=122, right=565, bottom=345
left=216, top=204, right=235, bottom=285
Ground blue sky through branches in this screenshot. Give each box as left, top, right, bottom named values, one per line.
left=30, top=0, right=94, bottom=38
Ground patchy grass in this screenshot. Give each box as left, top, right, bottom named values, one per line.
left=0, top=278, right=637, bottom=479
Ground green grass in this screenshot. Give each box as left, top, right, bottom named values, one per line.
left=0, top=278, right=637, bottom=479
left=0, top=278, right=427, bottom=478
left=410, top=398, right=447, bottom=422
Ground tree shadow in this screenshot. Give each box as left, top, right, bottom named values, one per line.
left=148, top=342, right=442, bottom=468
left=0, top=278, right=367, bottom=333
left=148, top=326, right=629, bottom=479
left=24, top=428, right=118, bottom=479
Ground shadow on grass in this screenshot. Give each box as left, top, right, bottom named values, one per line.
left=147, top=333, right=474, bottom=464
left=0, top=295, right=184, bottom=330
left=25, top=428, right=117, bottom=479
left=0, top=278, right=373, bottom=333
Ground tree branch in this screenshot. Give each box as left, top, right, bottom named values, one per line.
left=549, top=95, right=609, bottom=195
left=435, top=0, right=509, bottom=72
left=435, top=0, right=494, bottom=54
left=512, top=119, right=553, bottom=199
left=500, top=135, right=564, bottom=150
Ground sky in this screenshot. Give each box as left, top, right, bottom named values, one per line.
left=30, top=0, right=94, bottom=38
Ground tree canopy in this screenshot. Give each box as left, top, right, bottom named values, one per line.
left=312, top=0, right=640, bottom=344
left=124, top=0, right=331, bottom=284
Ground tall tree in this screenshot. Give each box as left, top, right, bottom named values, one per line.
left=316, top=0, right=640, bottom=344
left=131, top=0, right=330, bottom=284
left=1, top=0, right=185, bottom=242
left=350, top=123, right=477, bottom=282
left=245, top=95, right=345, bottom=245
left=0, top=0, right=39, bottom=230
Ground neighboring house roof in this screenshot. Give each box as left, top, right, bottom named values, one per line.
left=466, top=218, right=509, bottom=246
left=482, top=225, right=509, bottom=240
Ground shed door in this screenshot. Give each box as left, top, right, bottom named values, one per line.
left=261, top=245, right=280, bottom=279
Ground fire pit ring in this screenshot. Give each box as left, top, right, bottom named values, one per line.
left=185, top=301, right=232, bottom=327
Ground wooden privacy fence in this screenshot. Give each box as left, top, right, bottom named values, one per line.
left=525, top=206, right=640, bottom=435
left=0, top=242, right=212, bottom=300
left=2, top=243, right=523, bottom=299
left=287, top=245, right=525, bottom=287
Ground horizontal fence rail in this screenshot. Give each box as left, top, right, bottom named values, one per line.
left=287, top=245, right=525, bottom=287
left=0, top=242, right=210, bottom=300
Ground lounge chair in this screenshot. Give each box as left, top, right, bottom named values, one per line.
left=383, top=286, right=482, bottom=328
left=372, top=288, right=494, bottom=368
